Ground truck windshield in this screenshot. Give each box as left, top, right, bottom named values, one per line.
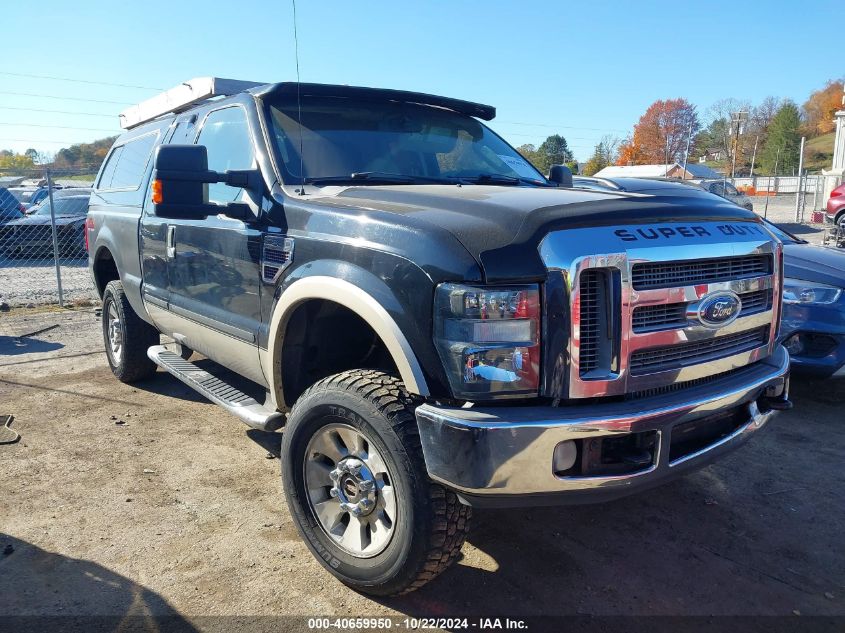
left=266, top=97, right=547, bottom=186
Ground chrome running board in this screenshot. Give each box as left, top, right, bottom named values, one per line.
left=147, top=345, right=284, bottom=431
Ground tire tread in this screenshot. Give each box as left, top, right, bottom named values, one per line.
left=292, top=368, right=471, bottom=595
left=103, top=280, right=159, bottom=383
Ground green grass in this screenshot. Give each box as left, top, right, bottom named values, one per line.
left=59, top=174, right=97, bottom=181
left=804, top=132, right=835, bottom=172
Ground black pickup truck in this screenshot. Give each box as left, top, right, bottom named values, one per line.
left=87, top=77, right=791, bottom=596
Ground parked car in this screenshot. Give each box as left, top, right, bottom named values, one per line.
left=825, top=181, right=845, bottom=227
left=88, top=77, right=790, bottom=596
left=698, top=179, right=754, bottom=211
left=763, top=221, right=845, bottom=378
left=0, top=187, right=27, bottom=219
left=8, top=186, right=49, bottom=212
left=0, top=195, right=90, bottom=259
left=0, top=188, right=26, bottom=253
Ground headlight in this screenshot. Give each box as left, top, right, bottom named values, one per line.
left=434, top=283, right=540, bottom=400
left=782, top=279, right=842, bottom=305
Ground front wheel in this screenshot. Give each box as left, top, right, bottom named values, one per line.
left=281, top=369, right=471, bottom=596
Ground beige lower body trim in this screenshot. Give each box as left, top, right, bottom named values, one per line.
left=263, top=276, right=430, bottom=409
left=146, top=302, right=268, bottom=387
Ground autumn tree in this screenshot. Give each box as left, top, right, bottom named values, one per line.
left=616, top=98, right=700, bottom=165
left=53, top=136, right=116, bottom=170
left=759, top=101, right=802, bottom=175
left=0, top=151, right=36, bottom=171
left=803, top=79, right=844, bottom=136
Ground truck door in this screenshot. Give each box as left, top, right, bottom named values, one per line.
left=162, top=105, right=266, bottom=385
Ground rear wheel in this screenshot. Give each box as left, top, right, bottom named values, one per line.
left=281, top=369, right=471, bottom=596
left=102, top=280, right=159, bottom=383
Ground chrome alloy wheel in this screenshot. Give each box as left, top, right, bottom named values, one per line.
left=304, top=423, right=397, bottom=558
left=106, top=302, right=123, bottom=364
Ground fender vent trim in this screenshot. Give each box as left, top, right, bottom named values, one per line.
left=262, top=236, right=294, bottom=284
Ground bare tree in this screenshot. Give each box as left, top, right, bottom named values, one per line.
left=705, top=98, right=753, bottom=173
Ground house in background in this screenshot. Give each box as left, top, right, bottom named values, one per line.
left=594, top=163, right=721, bottom=180
left=698, top=148, right=724, bottom=163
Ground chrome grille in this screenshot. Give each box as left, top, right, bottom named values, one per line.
left=632, top=303, right=687, bottom=331
left=578, top=269, right=602, bottom=374
left=539, top=222, right=780, bottom=399
left=739, top=289, right=772, bottom=312
left=631, top=255, right=772, bottom=290
left=629, top=326, right=770, bottom=376
left=632, top=289, right=773, bottom=333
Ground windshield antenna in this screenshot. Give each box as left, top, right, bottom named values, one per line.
left=291, top=0, right=305, bottom=195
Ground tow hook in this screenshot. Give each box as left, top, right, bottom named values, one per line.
left=759, top=379, right=793, bottom=412
left=760, top=397, right=793, bottom=411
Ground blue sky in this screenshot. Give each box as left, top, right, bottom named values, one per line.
left=2, top=0, right=841, bottom=161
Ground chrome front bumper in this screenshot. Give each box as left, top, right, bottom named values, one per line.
left=416, top=346, right=790, bottom=507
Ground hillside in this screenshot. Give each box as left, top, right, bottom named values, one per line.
left=804, top=132, right=835, bottom=172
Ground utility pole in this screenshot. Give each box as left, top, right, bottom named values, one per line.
left=794, top=136, right=806, bottom=222
left=729, top=110, right=748, bottom=180
left=749, top=135, right=759, bottom=178
left=682, top=121, right=693, bottom=180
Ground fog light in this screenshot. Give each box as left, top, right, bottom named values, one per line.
left=784, top=333, right=804, bottom=355
left=553, top=440, right=577, bottom=474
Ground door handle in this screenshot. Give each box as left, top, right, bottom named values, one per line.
left=166, top=225, right=176, bottom=259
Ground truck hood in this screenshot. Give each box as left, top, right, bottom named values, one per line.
left=784, top=242, right=845, bottom=288
left=317, top=184, right=761, bottom=282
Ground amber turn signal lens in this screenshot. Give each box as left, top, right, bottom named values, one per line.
left=151, top=179, right=163, bottom=204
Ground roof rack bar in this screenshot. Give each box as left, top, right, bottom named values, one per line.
left=252, top=82, right=497, bottom=121
left=119, top=77, right=265, bottom=130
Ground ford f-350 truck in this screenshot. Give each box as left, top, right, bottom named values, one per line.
left=87, top=78, right=791, bottom=596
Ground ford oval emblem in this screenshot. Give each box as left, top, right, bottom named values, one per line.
left=698, top=291, right=742, bottom=328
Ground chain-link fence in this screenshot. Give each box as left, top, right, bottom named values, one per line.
left=1, top=166, right=843, bottom=310
left=0, top=169, right=99, bottom=309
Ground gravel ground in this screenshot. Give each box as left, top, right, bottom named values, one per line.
left=0, top=255, right=97, bottom=308
left=0, top=308, right=843, bottom=630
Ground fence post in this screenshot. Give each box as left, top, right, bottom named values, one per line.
left=794, top=136, right=805, bottom=222
left=46, top=170, right=64, bottom=307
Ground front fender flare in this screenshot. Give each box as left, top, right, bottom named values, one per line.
left=261, top=275, right=430, bottom=409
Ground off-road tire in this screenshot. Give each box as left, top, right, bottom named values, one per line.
left=281, top=369, right=471, bottom=596
left=102, top=280, right=159, bottom=383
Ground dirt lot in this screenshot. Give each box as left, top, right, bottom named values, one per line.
left=1, top=308, right=844, bottom=629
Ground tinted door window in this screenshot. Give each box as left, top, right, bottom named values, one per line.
left=195, top=107, right=255, bottom=203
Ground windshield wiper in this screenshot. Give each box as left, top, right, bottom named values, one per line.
left=304, top=172, right=458, bottom=186
left=463, top=173, right=553, bottom=187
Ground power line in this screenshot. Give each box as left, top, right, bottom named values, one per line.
left=0, top=138, right=96, bottom=145
left=0, top=90, right=132, bottom=105
left=499, top=120, right=628, bottom=133
left=0, top=71, right=162, bottom=91
left=0, top=122, right=117, bottom=133
left=0, top=105, right=113, bottom=118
